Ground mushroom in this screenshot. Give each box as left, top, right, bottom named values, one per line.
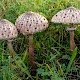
left=51, top=7, right=80, bottom=51
left=15, top=11, right=48, bottom=68
left=0, top=19, right=18, bottom=57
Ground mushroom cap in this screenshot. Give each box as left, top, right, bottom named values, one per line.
left=15, top=11, right=48, bottom=35
left=0, top=19, right=18, bottom=40
left=51, top=7, right=80, bottom=24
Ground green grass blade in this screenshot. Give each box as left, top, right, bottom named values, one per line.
left=22, top=49, right=28, bottom=62
left=15, top=60, right=32, bottom=79
left=65, top=47, right=78, bottom=76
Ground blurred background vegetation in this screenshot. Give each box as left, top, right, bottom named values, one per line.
left=0, top=0, right=80, bottom=80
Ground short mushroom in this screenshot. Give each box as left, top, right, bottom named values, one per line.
left=51, top=7, right=80, bottom=51
left=0, top=19, right=18, bottom=57
left=15, top=11, right=48, bottom=68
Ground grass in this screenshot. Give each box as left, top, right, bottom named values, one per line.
left=0, top=0, right=80, bottom=80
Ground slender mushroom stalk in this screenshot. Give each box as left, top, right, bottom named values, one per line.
left=7, top=40, right=15, bottom=58
left=15, top=11, right=48, bottom=68
left=69, top=24, right=75, bottom=51
left=29, top=34, right=35, bottom=68
left=0, top=19, right=18, bottom=57
left=51, top=6, right=80, bottom=51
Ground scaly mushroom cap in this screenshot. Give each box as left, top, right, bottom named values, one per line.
left=15, top=11, right=48, bottom=35
left=0, top=19, right=18, bottom=40
left=51, top=7, right=80, bottom=24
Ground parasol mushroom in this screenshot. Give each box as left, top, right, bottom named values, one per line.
left=51, top=6, right=80, bottom=51
left=0, top=19, right=18, bottom=57
left=15, top=11, right=48, bottom=68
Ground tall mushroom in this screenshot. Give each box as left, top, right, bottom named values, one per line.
left=0, top=19, right=18, bottom=57
left=15, top=11, right=48, bottom=68
left=51, top=7, right=80, bottom=51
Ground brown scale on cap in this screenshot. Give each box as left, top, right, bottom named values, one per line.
left=0, top=19, right=18, bottom=40
left=15, top=11, right=48, bottom=35
left=51, top=7, right=80, bottom=24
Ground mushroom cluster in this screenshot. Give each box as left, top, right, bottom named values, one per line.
left=15, top=11, right=48, bottom=68
left=51, top=7, right=80, bottom=51
left=0, top=6, right=80, bottom=69
left=0, top=19, right=18, bottom=57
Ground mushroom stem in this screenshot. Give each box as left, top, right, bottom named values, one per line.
left=29, top=34, right=35, bottom=68
left=69, top=24, right=75, bottom=51
left=7, top=40, right=15, bottom=58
